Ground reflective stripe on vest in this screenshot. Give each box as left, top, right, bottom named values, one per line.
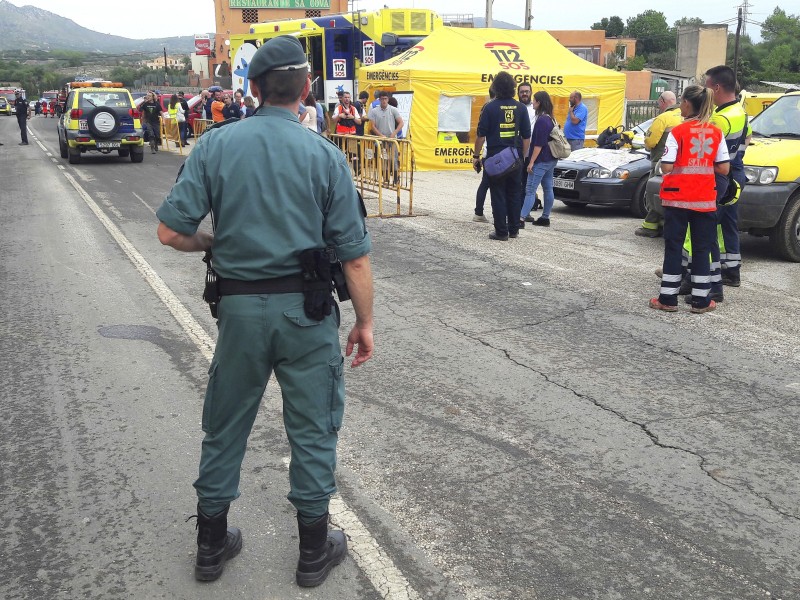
left=660, top=120, right=722, bottom=212
left=671, top=165, right=715, bottom=175
left=661, top=198, right=718, bottom=211
left=712, top=101, right=748, bottom=166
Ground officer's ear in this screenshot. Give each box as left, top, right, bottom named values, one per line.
left=301, top=74, right=311, bottom=103
left=249, top=79, right=262, bottom=104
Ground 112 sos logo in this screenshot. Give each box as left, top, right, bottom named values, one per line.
left=485, top=42, right=530, bottom=70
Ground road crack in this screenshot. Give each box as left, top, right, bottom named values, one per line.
left=434, top=311, right=800, bottom=524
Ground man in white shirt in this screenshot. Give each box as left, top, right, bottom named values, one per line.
left=368, top=91, right=404, bottom=182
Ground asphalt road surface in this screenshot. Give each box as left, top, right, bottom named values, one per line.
left=1, top=116, right=798, bottom=600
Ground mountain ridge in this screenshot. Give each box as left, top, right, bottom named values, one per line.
left=0, top=0, right=203, bottom=54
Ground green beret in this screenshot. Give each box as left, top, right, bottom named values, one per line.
left=248, top=36, right=309, bottom=79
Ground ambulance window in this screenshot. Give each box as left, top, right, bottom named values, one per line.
left=333, top=34, right=349, bottom=54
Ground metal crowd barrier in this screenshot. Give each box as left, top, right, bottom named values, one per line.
left=193, top=118, right=213, bottom=138
left=329, top=134, right=414, bottom=218
left=160, top=117, right=184, bottom=155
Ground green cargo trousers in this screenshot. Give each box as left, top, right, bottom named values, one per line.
left=193, top=293, right=345, bottom=519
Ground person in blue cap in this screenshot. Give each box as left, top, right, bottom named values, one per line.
left=156, top=34, right=374, bottom=587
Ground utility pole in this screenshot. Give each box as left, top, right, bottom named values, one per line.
left=485, top=0, right=492, bottom=28
left=733, top=7, right=743, bottom=91
left=524, top=0, right=532, bottom=30
left=163, top=47, right=169, bottom=86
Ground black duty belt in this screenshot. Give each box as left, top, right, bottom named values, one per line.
left=218, top=274, right=328, bottom=296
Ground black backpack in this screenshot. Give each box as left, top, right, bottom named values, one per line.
left=597, top=125, right=625, bottom=149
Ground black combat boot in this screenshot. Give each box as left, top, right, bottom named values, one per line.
left=192, top=504, right=243, bottom=582
left=295, top=513, right=347, bottom=587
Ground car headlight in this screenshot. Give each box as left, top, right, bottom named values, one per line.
left=743, top=165, right=778, bottom=185
left=612, top=168, right=630, bottom=180
left=588, top=167, right=612, bottom=178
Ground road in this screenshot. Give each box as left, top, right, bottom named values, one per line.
left=1, top=116, right=798, bottom=600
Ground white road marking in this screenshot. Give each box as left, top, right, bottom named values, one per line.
left=61, top=169, right=420, bottom=600
left=131, top=191, right=156, bottom=216
left=61, top=171, right=215, bottom=362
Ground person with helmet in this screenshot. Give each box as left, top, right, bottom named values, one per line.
left=650, top=85, right=730, bottom=314
left=13, top=90, right=31, bottom=145
left=156, top=35, right=373, bottom=587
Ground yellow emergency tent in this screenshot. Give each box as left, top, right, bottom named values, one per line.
left=360, top=27, right=626, bottom=171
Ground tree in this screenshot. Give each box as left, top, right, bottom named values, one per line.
left=626, top=55, right=647, bottom=71
left=674, top=17, right=704, bottom=29
left=625, top=10, right=674, bottom=56
left=761, top=7, right=800, bottom=44
left=761, top=43, right=798, bottom=77
left=591, top=16, right=624, bottom=37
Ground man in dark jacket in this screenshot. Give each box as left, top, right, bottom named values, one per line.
left=14, top=90, right=31, bottom=145
left=473, top=72, right=531, bottom=240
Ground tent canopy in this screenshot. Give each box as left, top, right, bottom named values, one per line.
left=360, top=27, right=627, bottom=171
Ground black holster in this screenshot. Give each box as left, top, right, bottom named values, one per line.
left=202, top=251, right=220, bottom=318
left=299, top=249, right=337, bottom=321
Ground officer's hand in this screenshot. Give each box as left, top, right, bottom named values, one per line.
left=346, top=325, right=373, bottom=367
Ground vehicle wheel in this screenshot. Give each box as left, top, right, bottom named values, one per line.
left=68, top=147, right=81, bottom=164
left=130, top=147, right=144, bottom=163
left=562, top=201, right=587, bottom=209
left=87, top=107, right=120, bottom=139
left=629, top=178, right=648, bottom=219
left=118, top=148, right=130, bottom=157
left=769, top=192, right=800, bottom=262
left=59, top=136, right=68, bottom=158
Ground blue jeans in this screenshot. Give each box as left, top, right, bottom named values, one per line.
left=521, top=159, right=556, bottom=219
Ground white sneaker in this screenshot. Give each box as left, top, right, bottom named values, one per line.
left=472, top=214, right=489, bottom=222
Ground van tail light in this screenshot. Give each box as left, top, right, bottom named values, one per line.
left=129, top=108, right=140, bottom=119
left=70, top=109, right=83, bottom=119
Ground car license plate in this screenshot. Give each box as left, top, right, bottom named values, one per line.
left=553, top=178, right=574, bottom=190
left=97, top=141, right=120, bottom=149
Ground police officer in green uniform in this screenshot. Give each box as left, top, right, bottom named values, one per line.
left=156, top=35, right=374, bottom=587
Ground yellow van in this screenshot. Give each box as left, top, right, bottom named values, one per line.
left=739, top=90, right=784, bottom=118
left=739, top=90, right=800, bottom=261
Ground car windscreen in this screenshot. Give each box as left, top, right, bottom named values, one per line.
left=78, top=93, right=132, bottom=110
left=750, top=95, right=800, bottom=137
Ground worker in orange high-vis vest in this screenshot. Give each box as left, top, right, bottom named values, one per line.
left=650, top=85, right=730, bottom=315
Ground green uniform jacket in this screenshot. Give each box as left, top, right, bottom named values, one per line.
left=157, top=106, right=371, bottom=279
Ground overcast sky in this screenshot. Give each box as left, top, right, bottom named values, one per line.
left=6, top=0, right=773, bottom=41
